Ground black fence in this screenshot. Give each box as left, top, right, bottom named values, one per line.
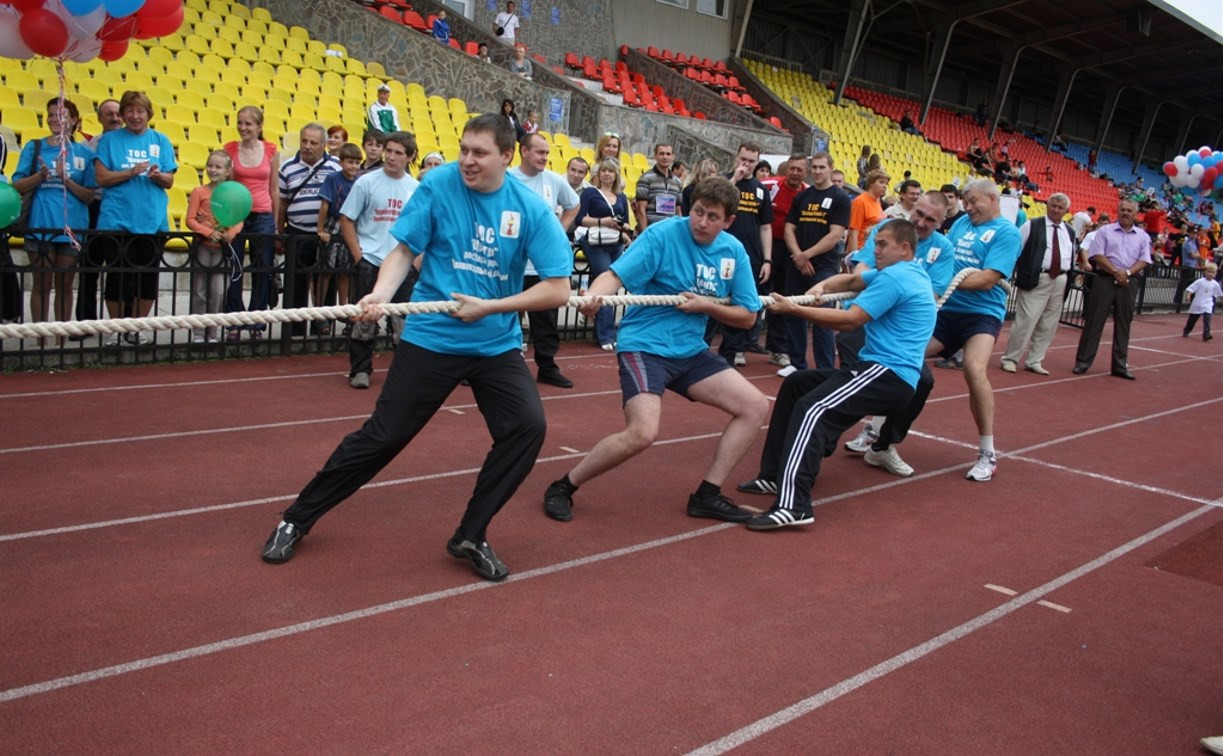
left=1, top=229, right=604, bottom=372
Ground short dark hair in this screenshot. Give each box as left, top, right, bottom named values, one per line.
left=737, top=141, right=762, bottom=155
left=810, top=151, right=833, bottom=168
left=939, top=183, right=959, bottom=196
left=690, top=176, right=739, bottom=217
left=385, top=130, right=418, bottom=160
left=362, top=129, right=387, bottom=145
left=567, top=156, right=589, bottom=170
left=465, top=112, right=517, bottom=154
left=519, top=132, right=547, bottom=152
left=337, top=143, right=363, bottom=161
left=878, top=218, right=918, bottom=252
left=1087, top=206, right=1096, bottom=213
left=898, top=179, right=922, bottom=194
left=653, top=143, right=673, bottom=154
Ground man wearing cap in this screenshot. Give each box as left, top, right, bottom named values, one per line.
left=367, top=84, right=401, bottom=133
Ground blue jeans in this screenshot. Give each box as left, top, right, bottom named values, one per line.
left=580, top=239, right=623, bottom=346
left=226, top=211, right=276, bottom=314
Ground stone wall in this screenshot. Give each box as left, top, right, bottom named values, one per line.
left=460, top=0, right=614, bottom=69
left=728, top=58, right=824, bottom=155
left=668, top=126, right=736, bottom=172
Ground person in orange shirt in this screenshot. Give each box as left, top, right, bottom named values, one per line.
left=185, top=151, right=243, bottom=343
left=848, top=169, right=889, bottom=256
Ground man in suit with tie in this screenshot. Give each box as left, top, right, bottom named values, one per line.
left=1000, top=193, right=1074, bottom=376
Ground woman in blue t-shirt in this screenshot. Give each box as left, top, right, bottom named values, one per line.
left=575, top=157, right=630, bottom=350
left=12, top=98, right=96, bottom=324
left=92, top=91, right=176, bottom=345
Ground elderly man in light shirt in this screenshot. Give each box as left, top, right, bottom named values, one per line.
left=1000, top=193, right=1074, bottom=376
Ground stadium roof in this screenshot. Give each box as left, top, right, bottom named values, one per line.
left=757, top=0, right=1223, bottom=148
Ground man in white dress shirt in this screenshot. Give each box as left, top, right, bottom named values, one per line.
left=999, top=193, right=1074, bottom=375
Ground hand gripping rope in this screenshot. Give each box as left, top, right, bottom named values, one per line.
left=0, top=268, right=1005, bottom=341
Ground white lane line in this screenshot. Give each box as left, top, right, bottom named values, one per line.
left=0, top=432, right=724, bottom=543
left=685, top=502, right=1217, bottom=756
left=1037, top=600, right=1072, bottom=613
left=445, top=408, right=465, bottom=415
left=559, top=446, right=580, bottom=454
left=0, top=522, right=735, bottom=704
left=984, top=584, right=1018, bottom=596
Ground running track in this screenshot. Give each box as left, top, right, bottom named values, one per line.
left=2, top=314, right=1220, bottom=753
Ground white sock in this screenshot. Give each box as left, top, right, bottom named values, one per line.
left=979, top=435, right=995, bottom=454
left=873, top=416, right=887, bottom=431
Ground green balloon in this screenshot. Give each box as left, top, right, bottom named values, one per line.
left=0, top=182, right=20, bottom=230
left=210, top=180, right=253, bottom=227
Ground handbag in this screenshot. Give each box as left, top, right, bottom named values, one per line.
left=586, top=190, right=623, bottom=245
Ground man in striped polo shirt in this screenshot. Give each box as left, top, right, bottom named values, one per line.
left=279, top=123, right=340, bottom=334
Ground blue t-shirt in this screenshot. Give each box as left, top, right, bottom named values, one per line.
left=612, top=216, right=762, bottom=359
left=340, top=169, right=419, bottom=267
left=941, top=214, right=1021, bottom=319
left=14, top=138, right=96, bottom=243
left=855, top=261, right=937, bottom=389
left=94, top=128, right=176, bottom=233
left=851, top=220, right=956, bottom=296
left=390, top=163, right=572, bottom=356
left=319, top=170, right=357, bottom=222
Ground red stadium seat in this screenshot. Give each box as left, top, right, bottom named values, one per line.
left=378, top=6, right=400, bottom=21
left=675, top=52, right=689, bottom=66
left=402, top=10, right=428, bottom=31
left=449, top=38, right=460, bottom=50
left=564, top=52, right=580, bottom=69
left=466, top=41, right=479, bottom=56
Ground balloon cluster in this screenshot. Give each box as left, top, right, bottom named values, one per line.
left=1163, top=146, right=1222, bottom=197
left=0, top=0, right=184, bottom=63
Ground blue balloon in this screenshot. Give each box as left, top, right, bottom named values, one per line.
left=1187, top=152, right=1202, bottom=167
left=102, top=0, right=146, bottom=18
left=62, top=0, right=103, bottom=16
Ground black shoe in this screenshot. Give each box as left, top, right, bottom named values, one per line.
left=446, top=535, right=510, bottom=581
left=686, top=491, right=752, bottom=522
left=1205, top=334, right=1213, bottom=342
left=745, top=343, right=769, bottom=354
left=537, top=369, right=574, bottom=388
left=262, top=521, right=303, bottom=564
left=1072, top=365, right=1088, bottom=374
left=543, top=480, right=574, bottom=522
left=735, top=478, right=778, bottom=495
left=745, top=505, right=815, bottom=531
left=1111, top=369, right=1136, bottom=380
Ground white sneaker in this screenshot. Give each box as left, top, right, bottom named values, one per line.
left=864, top=446, right=914, bottom=477
left=1201, top=736, right=1223, bottom=755
left=777, top=365, right=798, bottom=378
left=733, top=352, right=747, bottom=367
left=966, top=450, right=996, bottom=481
left=843, top=424, right=878, bottom=453
left=769, top=352, right=791, bottom=367
left=104, top=333, right=121, bottom=347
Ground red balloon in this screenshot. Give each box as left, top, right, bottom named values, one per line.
left=134, top=3, right=182, bottom=38
left=1205, top=167, right=1219, bottom=183
left=136, top=0, right=180, bottom=19
left=98, top=38, right=128, bottom=61
left=11, top=0, right=44, bottom=12
left=1163, top=161, right=1177, bottom=177
left=1199, top=147, right=1213, bottom=158
left=18, top=6, right=68, bottom=57
left=97, top=14, right=139, bottom=41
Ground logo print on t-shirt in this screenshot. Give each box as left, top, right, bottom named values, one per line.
left=149, top=144, right=160, bottom=158
left=719, top=258, right=735, bottom=279
left=821, top=197, right=832, bottom=209
left=981, top=230, right=995, bottom=243
left=500, top=211, right=520, bottom=238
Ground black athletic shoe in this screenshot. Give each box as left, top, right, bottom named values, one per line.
left=446, top=535, right=510, bottom=581
left=686, top=491, right=752, bottom=522
left=745, top=343, right=769, bottom=354
left=746, top=505, right=815, bottom=531
left=537, top=369, right=574, bottom=388
left=262, top=521, right=303, bottom=563
left=543, top=480, right=574, bottom=521
left=735, top=478, right=777, bottom=495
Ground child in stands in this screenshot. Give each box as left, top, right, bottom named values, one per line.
left=185, top=151, right=243, bottom=343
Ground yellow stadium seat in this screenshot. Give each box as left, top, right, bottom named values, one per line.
left=251, top=7, right=271, bottom=22
left=186, top=124, right=219, bottom=146
left=289, top=102, right=316, bottom=121
left=280, top=50, right=303, bottom=68
left=76, top=79, right=111, bottom=105
left=262, top=34, right=284, bottom=52
left=306, top=40, right=325, bottom=56
left=240, top=29, right=263, bottom=47
left=216, top=26, right=240, bottom=45
left=284, top=37, right=306, bottom=55
left=5, top=108, right=42, bottom=141
left=246, top=18, right=268, bottom=34
left=198, top=107, right=228, bottom=130
left=166, top=186, right=188, bottom=230
left=6, top=69, right=40, bottom=91
left=344, top=58, right=366, bottom=77
left=303, top=54, right=325, bottom=72
left=124, top=70, right=155, bottom=90
left=175, top=166, right=201, bottom=191
left=250, top=61, right=275, bottom=79
left=227, top=57, right=252, bottom=76
left=158, top=121, right=186, bottom=144
left=199, top=10, right=222, bottom=26
left=263, top=100, right=289, bottom=120
left=165, top=103, right=196, bottom=125
left=185, top=0, right=207, bottom=10
left=267, top=88, right=293, bottom=105
left=366, top=61, right=386, bottom=79
left=289, top=26, right=309, bottom=41
left=228, top=1, right=250, bottom=18
left=213, top=81, right=241, bottom=101
left=201, top=53, right=226, bottom=71
left=232, top=42, right=258, bottom=62
left=185, top=35, right=209, bottom=55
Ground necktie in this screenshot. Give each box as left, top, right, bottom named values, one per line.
left=1049, top=222, right=1062, bottom=278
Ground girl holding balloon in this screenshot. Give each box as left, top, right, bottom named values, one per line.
left=185, top=150, right=243, bottom=343
left=223, top=105, right=280, bottom=338
left=12, top=98, right=97, bottom=325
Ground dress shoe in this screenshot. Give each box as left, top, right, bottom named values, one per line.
left=1072, top=365, right=1088, bottom=374
left=1111, top=369, right=1136, bottom=380
left=537, top=369, right=574, bottom=388
left=1024, top=363, right=1050, bottom=376
left=999, top=359, right=1017, bottom=373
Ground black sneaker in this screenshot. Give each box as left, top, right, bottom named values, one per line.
left=686, top=491, right=752, bottom=522
left=735, top=478, right=777, bottom=495
left=746, top=505, right=815, bottom=531
left=446, top=535, right=510, bottom=581
left=261, top=521, right=303, bottom=563
left=543, top=480, right=574, bottom=521
left=745, top=343, right=769, bottom=354
left=537, top=369, right=574, bottom=388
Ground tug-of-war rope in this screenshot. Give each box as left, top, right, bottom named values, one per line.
left=0, top=269, right=1007, bottom=341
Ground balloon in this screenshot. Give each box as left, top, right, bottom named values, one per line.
left=62, top=33, right=99, bottom=60
left=1163, top=161, right=1177, bottom=176
left=1199, top=146, right=1212, bottom=158
left=1187, top=152, right=1201, bottom=167
left=135, top=0, right=176, bottom=18
left=210, top=181, right=253, bottom=227
left=0, top=182, right=20, bottom=229
left=0, top=8, right=34, bottom=58
left=1205, top=167, right=1219, bottom=185
left=101, top=0, right=143, bottom=17
left=1186, top=175, right=1201, bottom=189
left=133, top=1, right=178, bottom=37
left=97, top=36, right=125, bottom=59
left=96, top=12, right=136, bottom=39
left=1174, top=155, right=1189, bottom=172
left=11, top=0, right=44, bottom=12
left=61, top=0, right=100, bottom=14
left=1190, top=163, right=1204, bottom=178
left=19, top=6, right=69, bottom=57
left=63, top=2, right=105, bottom=38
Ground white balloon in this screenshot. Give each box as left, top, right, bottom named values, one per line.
left=1173, top=155, right=1190, bottom=172
left=1190, top=163, right=1205, bottom=178
left=0, top=9, right=35, bottom=61
left=64, top=35, right=103, bottom=62
left=67, top=5, right=108, bottom=40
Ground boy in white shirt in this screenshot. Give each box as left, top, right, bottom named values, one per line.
left=1183, top=263, right=1221, bottom=341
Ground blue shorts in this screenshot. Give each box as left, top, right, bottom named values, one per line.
left=932, top=310, right=1002, bottom=358
left=618, top=350, right=731, bottom=403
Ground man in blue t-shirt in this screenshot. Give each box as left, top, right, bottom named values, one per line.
left=737, top=220, right=937, bottom=530
left=833, top=190, right=955, bottom=478
left=543, top=177, right=770, bottom=524
left=261, top=115, right=572, bottom=582
left=926, top=179, right=1021, bottom=483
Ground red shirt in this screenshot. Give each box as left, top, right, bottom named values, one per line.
left=763, top=177, right=808, bottom=239
left=1143, top=208, right=1166, bottom=234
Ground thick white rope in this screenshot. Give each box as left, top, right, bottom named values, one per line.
left=0, top=268, right=1005, bottom=340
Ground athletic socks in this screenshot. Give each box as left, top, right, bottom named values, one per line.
left=553, top=473, right=579, bottom=495
left=979, top=435, right=995, bottom=454
left=695, top=480, right=721, bottom=498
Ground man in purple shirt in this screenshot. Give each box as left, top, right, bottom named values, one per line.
left=1073, top=198, right=1152, bottom=379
